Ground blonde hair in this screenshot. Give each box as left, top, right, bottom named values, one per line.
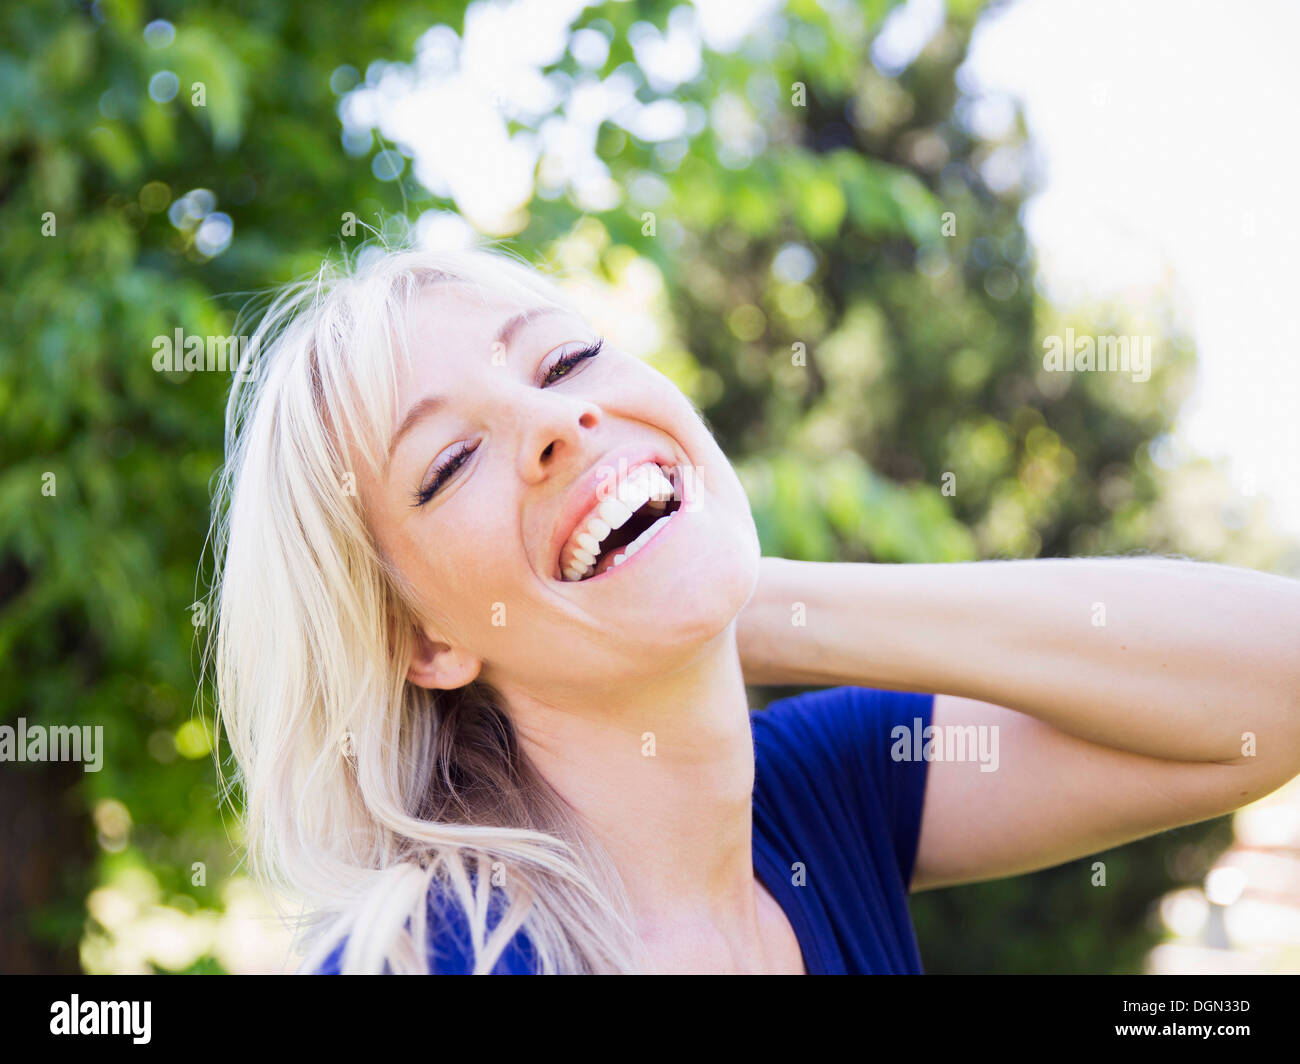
left=205, top=240, right=641, bottom=973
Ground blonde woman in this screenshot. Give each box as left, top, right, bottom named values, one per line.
left=209, top=243, right=1300, bottom=975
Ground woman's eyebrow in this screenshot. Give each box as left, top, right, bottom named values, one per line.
left=494, top=304, right=566, bottom=351
left=385, top=304, right=570, bottom=464
left=387, top=394, right=447, bottom=465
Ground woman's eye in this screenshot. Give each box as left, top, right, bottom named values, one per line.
left=411, top=441, right=476, bottom=508
left=543, top=338, right=603, bottom=385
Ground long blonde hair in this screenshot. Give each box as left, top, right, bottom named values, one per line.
left=205, top=241, right=642, bottom=973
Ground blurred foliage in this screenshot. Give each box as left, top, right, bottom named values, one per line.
left=0, top=0, right=1290, bottom=973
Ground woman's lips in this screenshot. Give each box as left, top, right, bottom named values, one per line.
left=548, top=446, right=680, bottom=580
left=558, top=461, right=681, bottom=581
left=574, top=496, right=685, bottom=583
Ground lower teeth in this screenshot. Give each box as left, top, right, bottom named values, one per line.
left=609, top=514, right=673, bottom=569
left=576, top=512, right=675, bottom=580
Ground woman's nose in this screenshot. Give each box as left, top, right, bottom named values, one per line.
left=516, top=392, right=601, bottom=484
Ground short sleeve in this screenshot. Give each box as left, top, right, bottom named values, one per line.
left=755, top=685, right=934, bottom=889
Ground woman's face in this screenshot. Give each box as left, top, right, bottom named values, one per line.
left=356, top=281, right=761, bottom=704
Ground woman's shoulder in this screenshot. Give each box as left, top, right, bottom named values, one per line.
left=751, top=684, right=934, bottom=760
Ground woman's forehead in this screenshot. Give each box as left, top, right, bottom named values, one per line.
left=402, top=284, right=580, bottom=367
left=412, top=278, right=569, bottom=328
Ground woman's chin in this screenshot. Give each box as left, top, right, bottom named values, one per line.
left=614, top=527, right=759, bottom=639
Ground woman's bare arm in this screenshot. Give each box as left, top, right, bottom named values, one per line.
left=738, top=556, right=1300, bottom=888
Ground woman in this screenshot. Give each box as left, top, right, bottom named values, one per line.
left=209, top=242, right=1300, bottom=974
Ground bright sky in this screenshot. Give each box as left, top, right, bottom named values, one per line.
left=963, top=0, right=1300, bottom=535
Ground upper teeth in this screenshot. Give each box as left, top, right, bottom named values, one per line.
left=561, top=463, right=678, bottom=581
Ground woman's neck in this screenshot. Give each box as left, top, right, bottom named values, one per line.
left=503, top=622, right=765, bottom=963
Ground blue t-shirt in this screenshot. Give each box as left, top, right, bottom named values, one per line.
left=315, top=686, right=933, bottom=974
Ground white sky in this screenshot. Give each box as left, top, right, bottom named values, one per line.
left=964, top=0, right=1300, bottom=534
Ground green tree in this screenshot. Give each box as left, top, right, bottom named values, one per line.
left=0, top=0, right=466, bottom=972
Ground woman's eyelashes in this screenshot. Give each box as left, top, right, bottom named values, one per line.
left=411, top=440, right=477, bottom=508
left=410, top=337, right=605, bottom=508
left=540, top=337, right=603, bottom=385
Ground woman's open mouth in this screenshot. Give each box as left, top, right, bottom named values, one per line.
left=558, top=463, right=684, bottom=582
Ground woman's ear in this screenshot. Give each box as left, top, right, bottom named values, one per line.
left=407, top=628, right=483, bottom=690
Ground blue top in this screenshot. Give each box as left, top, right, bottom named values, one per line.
left=315, top=686, right=934, bottom=974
